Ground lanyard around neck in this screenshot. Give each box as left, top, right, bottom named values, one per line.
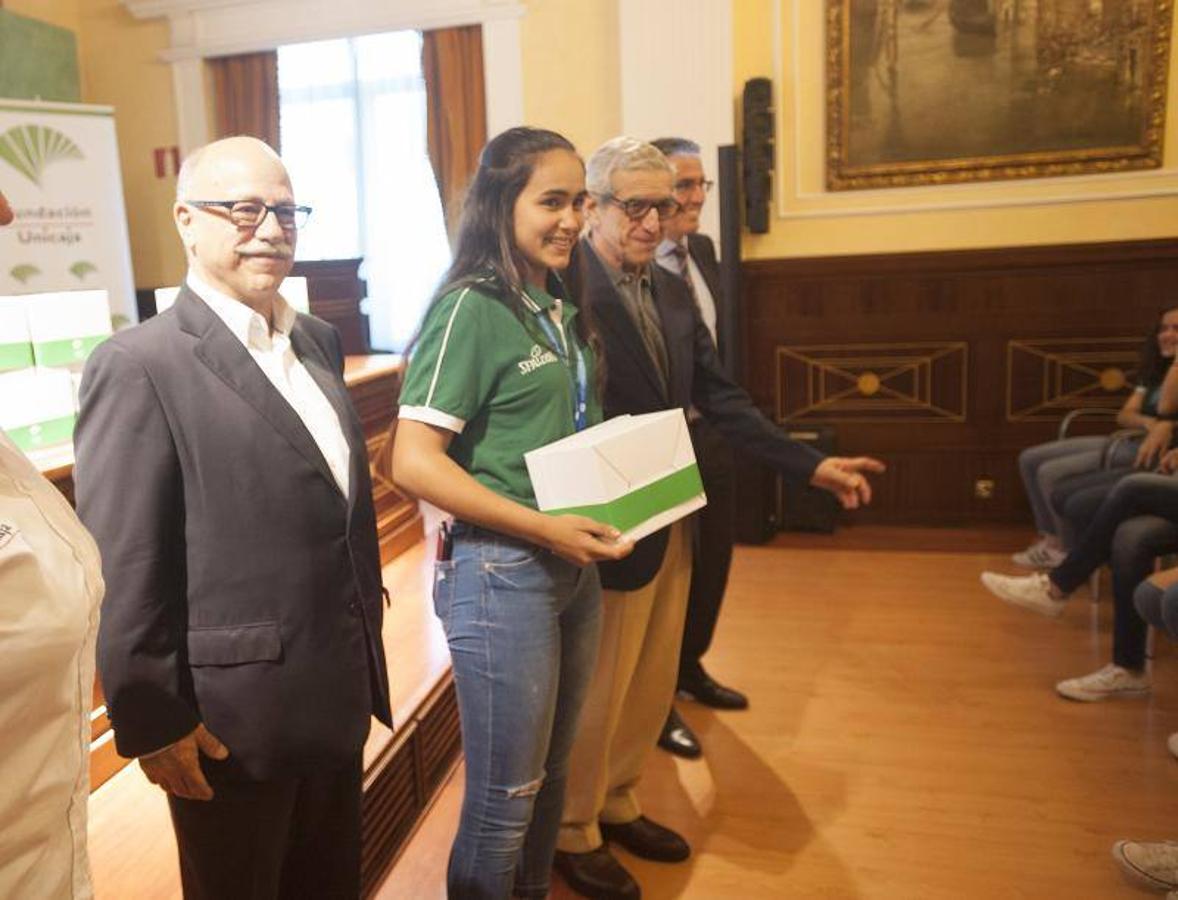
left=533, top=309, right=589, bottom=433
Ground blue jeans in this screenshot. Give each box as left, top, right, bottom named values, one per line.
left=1050, top=474, right=1178, bottom=669
left=433, top=524, right=603, bottom=899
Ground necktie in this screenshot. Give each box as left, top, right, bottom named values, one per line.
left=671, top=243, right=698, bottom=308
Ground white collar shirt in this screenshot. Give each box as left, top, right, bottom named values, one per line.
left=186, top=271, right=351, bottom=498
left=656, top=237, right=718, bottom=347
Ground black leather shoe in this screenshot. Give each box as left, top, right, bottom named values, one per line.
left=553, top=846, right=641, bottom=899
left=658, top=707, right=702, bottom=759
left=600, top=815, right=690, bottom=863
left=677, top=667, right=749, bottom=710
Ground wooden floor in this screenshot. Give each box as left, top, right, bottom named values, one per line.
left=379, top=525, right=1178, bottom=899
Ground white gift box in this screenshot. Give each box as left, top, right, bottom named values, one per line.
left=0, top=296, right=33, bottom=372
left=524, top=409, right=707, bottom=543
left=23, top=289, right=112, bottom=369
left=0, top=368, right=77, bottom=452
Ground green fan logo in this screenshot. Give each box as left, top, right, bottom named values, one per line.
left=10, top=264, right=41, bottom=284
left=0, top=125, right=84, bottom=186
left=70, top=260, right=97, bottom=280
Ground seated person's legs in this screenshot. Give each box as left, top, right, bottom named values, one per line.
left=982, top=473, right=1178, bottom=616
left=1056, top=516, right=1178, bottom=701
left=1052, top=467, right=1133, bottom=552
left=1014, top=437, right=1107, bottom=566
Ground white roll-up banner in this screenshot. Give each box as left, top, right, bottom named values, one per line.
left=0, top=98, right=137, bottom=325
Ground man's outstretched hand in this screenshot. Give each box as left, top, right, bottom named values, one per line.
left=809, top=456, right=887, bottom=509
left=139, top=723, right=229, bottom=801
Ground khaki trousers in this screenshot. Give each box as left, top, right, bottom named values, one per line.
left=557, top=520, right=693, bottom=852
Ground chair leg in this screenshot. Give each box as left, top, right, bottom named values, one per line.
left=1089, top=569, right=1100, bottom=604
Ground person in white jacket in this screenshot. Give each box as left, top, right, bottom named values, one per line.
left=0, top=189, right=102, bottom=899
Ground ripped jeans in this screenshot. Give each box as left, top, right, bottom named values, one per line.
left=434, top=523, right=603, bottom=899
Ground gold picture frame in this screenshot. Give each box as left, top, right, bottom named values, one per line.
left=826, top=0, right=1173, bottom=190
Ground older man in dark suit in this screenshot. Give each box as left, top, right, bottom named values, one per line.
left=74, top=136, right=391, bottom=900
left=649, top=136, right=743, bottom=761
left=553, top=137, right=883, bottom=899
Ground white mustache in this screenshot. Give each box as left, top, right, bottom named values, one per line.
left=240, top=248, right=292, bottom=260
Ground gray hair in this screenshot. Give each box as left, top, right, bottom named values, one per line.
left=585, top=136, right=673, bottom=196
left=649, top=137, right=701, bottom=159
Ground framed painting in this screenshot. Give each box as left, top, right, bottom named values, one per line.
left=826, top=0, right=1173, bottom=190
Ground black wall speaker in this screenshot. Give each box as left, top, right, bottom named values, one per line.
left=741, top=77, right=773, bottom=235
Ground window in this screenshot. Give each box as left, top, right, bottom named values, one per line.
left=278, top=31, right=451, bottom=351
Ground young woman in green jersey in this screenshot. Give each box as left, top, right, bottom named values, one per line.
left=393, top=127, right=632, bottom=899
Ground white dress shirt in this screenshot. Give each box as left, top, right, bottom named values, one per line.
left=187, top=272, right=351, bottom=498
left=0, top=431, right=102, bottom=899
left=656, top=238, right=719, bottom=346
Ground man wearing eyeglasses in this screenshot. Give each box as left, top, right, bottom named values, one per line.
left=74, top=136, right=391, bottom=899
left=555, top=137, right=883, bottom=899
left=648, top=137, right=742, bottom=763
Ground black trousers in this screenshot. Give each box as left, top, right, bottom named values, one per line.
left=1050, top=474, right=1178, bottom=669
left=679, top=418, right=737, bottom=683
left=167, top=753, right=363, bottom=900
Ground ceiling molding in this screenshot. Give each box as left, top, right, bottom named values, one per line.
left=122, top=0, right=525, bottom=60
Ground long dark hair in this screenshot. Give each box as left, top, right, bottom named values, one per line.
left=410, top=126, right=598, bottom=364
left=1139, top=305, right=1178, bottom=388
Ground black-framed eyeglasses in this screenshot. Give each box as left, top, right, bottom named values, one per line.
left=600, top=194, right=681, bottom=221
left=672, top=178, right=714, bottom=196
left=186, top=200, right=313, bottom=230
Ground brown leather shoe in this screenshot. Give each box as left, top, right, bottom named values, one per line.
left=600, top=815, right=690, bottom=862
left=553, top=846, right=640, bottom=899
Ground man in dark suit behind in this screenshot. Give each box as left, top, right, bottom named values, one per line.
left=553, top=137, right=883, bottom=899
left=650, top=136, right=743, bottom=761
left=74, top=137, right=391, bottom=899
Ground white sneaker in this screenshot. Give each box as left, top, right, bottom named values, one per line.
left=1112, top=839, right=1178, bottom=890
left=1056, top=664, right=1150, bottom=702
left=1011, top=538, right=1066, bottom=569
left=980, top=571, right=1067, bottom=617
left=1168, top=732, right=1178, bottom=760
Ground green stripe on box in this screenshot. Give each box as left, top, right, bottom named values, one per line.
left=32, top=333, right=108, bottom=367
left=0, top=342, right=33, bottom=371
left=4, top=414, right=76, bottom=451
left=545, top=463, right=704, bottom=532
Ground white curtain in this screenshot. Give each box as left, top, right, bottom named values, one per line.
left=278, top=31, right=451, bottom=351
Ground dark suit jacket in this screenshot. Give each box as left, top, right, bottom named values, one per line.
left=567, top=238, right=824, bottom=591
left=686, top=232, right=724, bottom=359
left=75, top=285, right=392, bottom=782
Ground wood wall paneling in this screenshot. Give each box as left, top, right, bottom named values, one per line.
left=740, top=239, right=1178, bottom=524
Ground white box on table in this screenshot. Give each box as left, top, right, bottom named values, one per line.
left=0, top=296, right=33, bottom=372
left=23, top=289, right=112, bottom=370
left=524, top=409, right=706, bottom=543
left=0, top=368, right=77, bottom=452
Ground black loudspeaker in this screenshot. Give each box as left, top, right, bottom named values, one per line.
left=733, top=452, right=778, bottom=545
left=733, top=425, right=841, bottom=543
left=778, top=426, right=840, bottom=533
left=742, top=77, right=773, bottom=235
left=716, top=144, right=741, bottom=380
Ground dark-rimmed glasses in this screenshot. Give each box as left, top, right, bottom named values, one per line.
left=186, top=200, right=312, bottom=230
left=599, top=194, right=681, bottom=221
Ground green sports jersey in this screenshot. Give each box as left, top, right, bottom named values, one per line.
left=398, top=279, right=602, bottom=509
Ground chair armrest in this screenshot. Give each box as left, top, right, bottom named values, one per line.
left=1102, top=428, right=1146, bottom=468
left=1058, top=407, right=1120, bottom=440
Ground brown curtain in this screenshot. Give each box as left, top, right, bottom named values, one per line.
left=421, top=26, right=488, bottom=240
left=209, top=51, right=281, bottom=150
